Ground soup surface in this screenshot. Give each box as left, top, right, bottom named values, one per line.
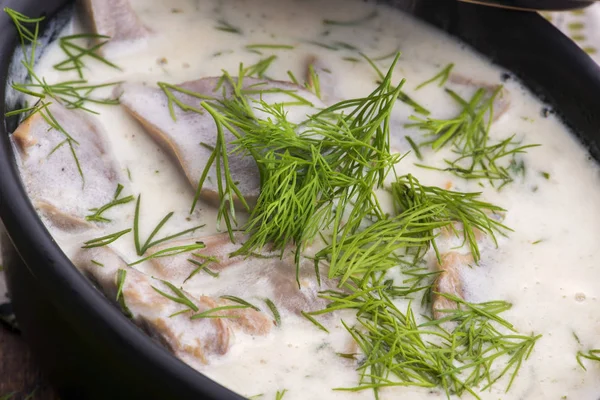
left=6, top=0, right=600, bottom=398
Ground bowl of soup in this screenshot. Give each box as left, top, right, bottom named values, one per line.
left=1, top=0, right=600, bottom=399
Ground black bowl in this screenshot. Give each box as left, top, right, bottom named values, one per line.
left=1, top=1, right=600, bottom=399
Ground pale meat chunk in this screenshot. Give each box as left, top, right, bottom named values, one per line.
left=117, top=77, right=323, bottom=208
left=79, top=0, right=150, bottom=44
left=145, top=233, right=331, bottom=314
left=75, top=247, right=272, bottom=366
left=448, top=73, right=510, bottom=121
left=431, top=252, right=473, bottom=320
left=11, top=103, right=123, bottom=231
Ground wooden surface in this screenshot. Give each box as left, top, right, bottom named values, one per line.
left=0, top=325, right=60, bottom=400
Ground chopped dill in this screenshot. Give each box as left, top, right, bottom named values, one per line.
left=408, top=88, right=539, bottom=187
left=53, top=33, right=121, bottom=78
left=115, top=269, right=133, bottom=318
left=132, top=195, right=205, bottom=255
left=577, top=349, right=600, bottom=370
left=91, top=259, right=104, bottom=267
left=246, top=44, right=294, bottom=50
left=82, top=228, right=131, bottom=249
left=86, top=183, right=134, bottom=222
left=301, top=311, right=329, bottom=333
left=190, top=304, right=249, bottom=319
left=416, top=63, right=454, bottom=90
left=264, top=298, right=281, bottom=326
left=184, top=256, right=219, bottom=282
left=152, top=280, right=199, bottom=314
left=215, top=19, right=242, bottom=35
left=220, top=295, right=261, bottom=311
left=275, top=389, right=287, bottom=400
left=541, top=171, right=551, bottom=180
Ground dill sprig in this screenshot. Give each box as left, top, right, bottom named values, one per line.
left=361, top=53, right=430, bottom=116
left=577, top=349, right=600, bottom=370
left=82, top=228, right=131, bottom=249
left=86, top=183, right=134, bottom=222
left=391, top=174, right=509, bottom=262
left=416, top=63, right=454, bottom=90
left=190, top=304, right=250, bottom=319
left=220, top=295, right=260, bottom=311
left=408, top=88, right=539, bottom=187
left=226, top=55, right=403, bottom=267
left=312, top=281, right=540, bottom=399
left=184, top=255, right=219, bottom=282
left=152, top=280, right=199, bottom=315
left=53, top=33, right=121, bottom=79
left=215, top=19, right=242, bottom=35
left=132, top=195, right=204, bottom=256
left=115, top=268, right=133, bottom=318
left=275, top=389, right=287, bottom=400
left=264, top=298, right=281, bottom=326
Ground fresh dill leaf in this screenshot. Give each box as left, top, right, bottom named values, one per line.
left=152, top=280, right=199, bottom=313
left=91, top=259, right=104, bottom=267
left=246, top=44, right=294, bottom=50
left=132, top=194, right=204, bottom=255
left=220, top=295, right=261, bottom=311
left=264, top=298, right=281, bottom=326
left=407, top=88, right=539, bottom=187
left=287, top=70, right=300, bottom=85
left=305, top=63, right=321, bottom=99
left=405, top=135, right=422, bottom=160
left=315, top=282, right=540, bottom=399
left=416, top=63, right=454, bottom=90
left=86, top=183, right=134, bottom=222
left=184, top=255, right=219, bottom=282
left=391, top=174, right=509, bottom=262
left=215, top=19, right=242, bottom=34
left=190, top=304, right=249, bottom=319
left=275, top=389, right=287, bottom=400
left=128, top=243, right=206, bottom=267
left=577, top=349, right=600, bottom=370
left=301, top=311, right=329, bottom=333
left=361, top=52, right=430, bottom=115
left=323, top=10, right=378, bottom=26
left=541, top=171, right=551, bottom=180
left=82, top=228, right=131, bottom=249
left=158, top=81, right=214, bottom=120
left=531, top=239, right=543, bottom=245
left=116, top=268, right=133, bottom=318
left=53, top=34, right=121, bottom=79
left=243, top=55, right=278, bottom=78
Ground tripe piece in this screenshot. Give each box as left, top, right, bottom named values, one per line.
left=144, top=232, right=332, bottom=315
left=431, top=251, right=473, bottom=320
left=75, top=246, right=272, bottom=366
left=79, top=0, right=150, bottom=44
left=11, top=103, right=123, bottom=231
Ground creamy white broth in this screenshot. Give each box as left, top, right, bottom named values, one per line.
left=12, top=0, right=600, bottom=398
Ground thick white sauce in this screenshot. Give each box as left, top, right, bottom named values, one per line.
left=18, top=0, right=600, bottom=398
